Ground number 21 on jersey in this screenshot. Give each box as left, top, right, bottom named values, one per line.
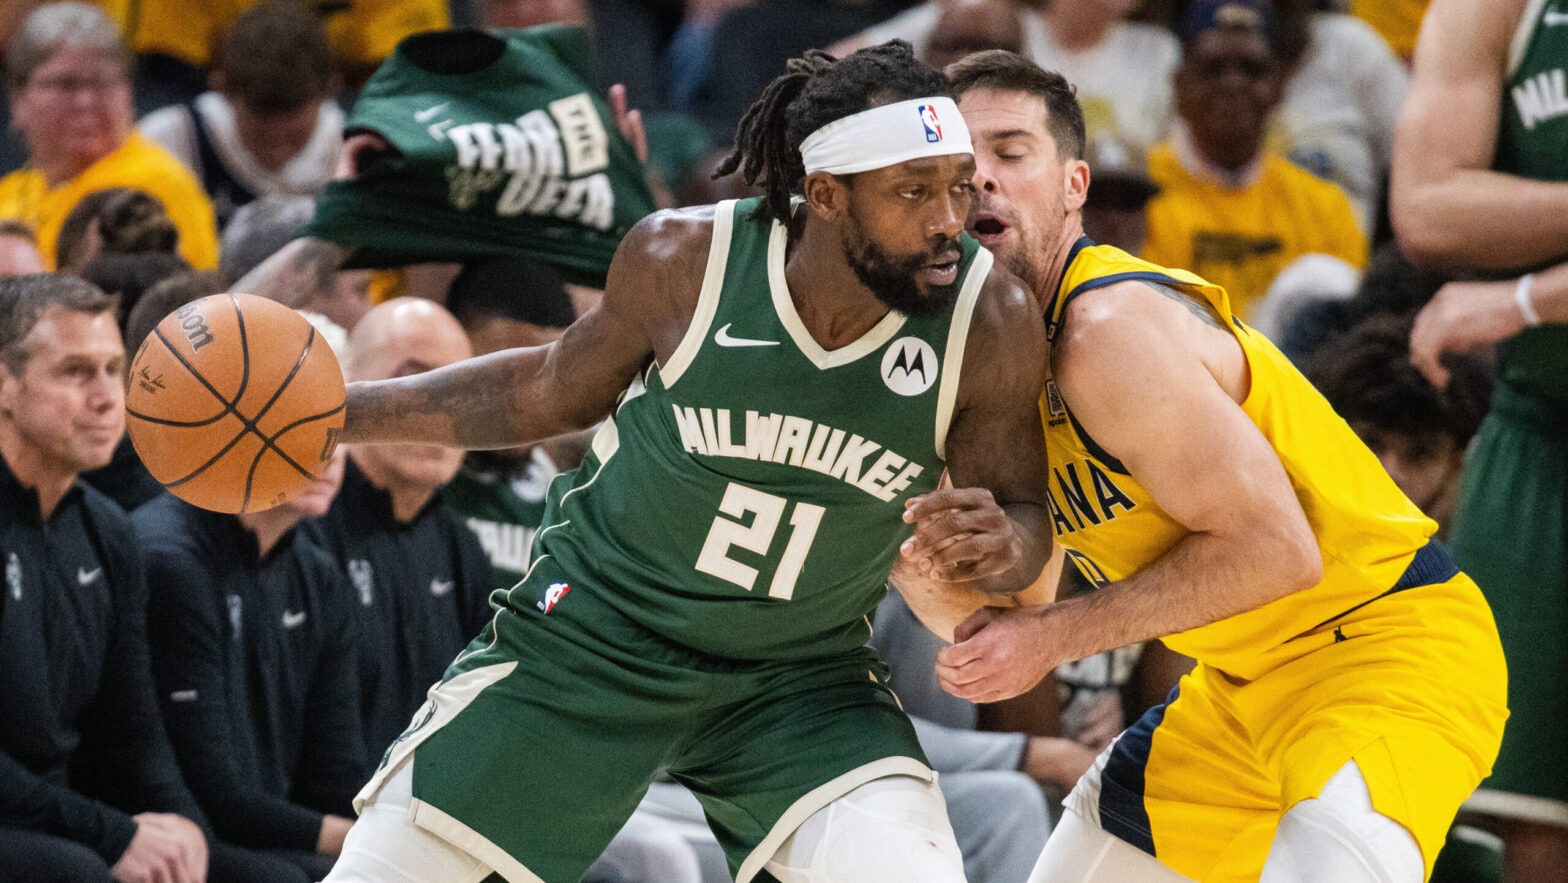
left=696, top=481, right=824, bottom=600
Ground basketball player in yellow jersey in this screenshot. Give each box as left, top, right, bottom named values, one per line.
left=927, top=49, right=1508, bottom=882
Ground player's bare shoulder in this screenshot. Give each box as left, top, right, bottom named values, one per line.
left=1054, top=278, right=1247, bottom=403
left=604, top=204, right=723, bottom=360
left=958, top=261, right=1048, bottom=402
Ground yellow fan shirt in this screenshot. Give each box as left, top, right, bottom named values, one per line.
left=1141, top=142, right=1367, bottom=321
left=95, top=0, right=449, bottom=68
left=1350, top=0, right=1428, bottom=59
left=0, top=132, right=218, bottom=270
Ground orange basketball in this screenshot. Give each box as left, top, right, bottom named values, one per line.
left=126, top=292, right=346, bottom=514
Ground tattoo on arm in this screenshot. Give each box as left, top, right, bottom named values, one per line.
left=233, top=238, right=347, bottom=308
left=1143, top=281, right=1226, bottom=330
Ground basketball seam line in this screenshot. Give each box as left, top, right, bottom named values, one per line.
left=240, top=326, right=321, bottom=512
left=147, top=299, right=333, bottom=509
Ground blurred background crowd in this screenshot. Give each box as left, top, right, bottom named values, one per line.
left=0, top=0, right=1553, bottom=881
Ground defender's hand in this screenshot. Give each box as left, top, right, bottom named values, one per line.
left=608, top=83, right=648, bottom=163
left=1410, top=277, right=1526, bottom=388
left=900, top=488, right=1022, bottom=583
left=936, top=605, right=1058, bottom=703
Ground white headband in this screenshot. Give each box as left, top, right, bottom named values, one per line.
left=799, top=97, right=973, bottom=176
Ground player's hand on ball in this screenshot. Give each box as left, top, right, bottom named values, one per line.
left=900, top=487, right=1021, bottom=582
left=936, top=605, right=1057, bottom=703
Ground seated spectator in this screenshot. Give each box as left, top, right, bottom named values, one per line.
left=1270, top=0, right=1409, bottom=234
left=663, top=0, right=757, bottom=113
left=80, top=252, right=192, bottom=333
left=1142, top=0, right=1367, bottom=320
left=97, top=0, right=449, bottom=114
left=302, top=298, right=497, bottom=768
left=80, top=270, right=228, bottom=513
left=55, top=187, right=180, bottom=274
left=1081, top=135, right=1160, bottom=257
left=0, top=273, right=305, bottom=882
left=686, top=0, right=910, bottom=144
left=0, top=219, right=43, bottom=276
left=0, top=4, right=219, bottom=270
left=139, top=1, right=343, bottom=230
left=837, top=0, right=1179, bottom=154
left=137, top=435, right=365, bottom=880
left=1305, top=313, right=1491, bottom=536
left=922, top=0, right=1024, bottom=75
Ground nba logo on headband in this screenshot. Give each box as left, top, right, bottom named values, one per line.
left=919, top=104, right=943, bottom=143
left=799, top=97, right=970, bottom=175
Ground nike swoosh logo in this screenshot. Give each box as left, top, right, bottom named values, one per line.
left=282, top=610, right=307, bottom=629
left=430, top=579, right=455, bottom=597
left=414, top=102, right=450, bottom=122
left=714, top=323, right=779, bottom=348
left=1547, top=9, right=1568, bottom=24
left=77, top=567, right=102, bottom=586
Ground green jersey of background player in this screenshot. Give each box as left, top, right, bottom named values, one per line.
left=1396, top=0, right=1568, bottom=878
left=322, top=42, right=1054, bottom=883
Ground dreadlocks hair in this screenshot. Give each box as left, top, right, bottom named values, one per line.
left=713, top=40, right=950, bottom=224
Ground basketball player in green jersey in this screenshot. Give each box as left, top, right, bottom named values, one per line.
left=1395, top=0, right=1568, bottom=877
left=320, top=43, right=1054, bottom=883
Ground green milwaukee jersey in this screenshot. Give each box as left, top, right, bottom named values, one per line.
left=1495, top=0, right=1568, bottom=402
left=304, top=25, right=655, bottom=287
left=443, top=449, right=561, bottom=588
left=511, top=198, right=991, bottom=660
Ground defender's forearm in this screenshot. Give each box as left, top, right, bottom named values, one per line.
left=896, top=504, right=1057, bottom=641
left=969, top=501, right=1052, bottom=597
left=1034, top=526, right=1319, bottom=665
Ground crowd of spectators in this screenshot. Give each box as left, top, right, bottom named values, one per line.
left=0, top=0, right=1555, bottom=880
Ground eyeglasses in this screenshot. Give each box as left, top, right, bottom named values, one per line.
left=26, top=74, right=127, bottom=97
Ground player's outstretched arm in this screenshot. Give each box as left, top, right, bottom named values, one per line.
left=937, top=281, right=1322, bottom=702
left=895, top=270, right=1054, bottom=638
left=341, top=209, right=706, bottom=451
left=1391, top=0, right=1568, bottom=270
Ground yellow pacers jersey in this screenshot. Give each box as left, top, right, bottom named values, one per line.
left=1043, top=241, right=1434, bottom=680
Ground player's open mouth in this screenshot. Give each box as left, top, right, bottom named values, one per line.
left=970, top=213, right=1009, bottom=247
left=923, top=251, right=961, bottom=286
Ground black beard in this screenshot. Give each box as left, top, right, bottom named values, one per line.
left=844, top=219, right=962, bottom=319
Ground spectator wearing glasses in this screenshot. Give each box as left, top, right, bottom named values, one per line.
left=0, top=3, right=218, bottom=270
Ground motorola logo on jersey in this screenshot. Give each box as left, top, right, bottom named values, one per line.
left=918, top=104, right=943, bottom=143
left=881, top=337, right=939, bottom=396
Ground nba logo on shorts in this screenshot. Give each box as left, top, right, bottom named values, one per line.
left=918, top=104, right=943, bottom=143
left=538, top=582, right=571, bottom=614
